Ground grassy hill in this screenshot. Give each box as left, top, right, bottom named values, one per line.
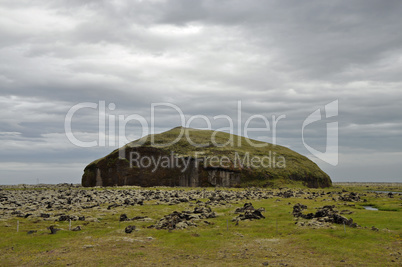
left=83, top=127, right=332, bottom=188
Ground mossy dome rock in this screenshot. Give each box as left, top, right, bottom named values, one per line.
left=82, top=127, right=332, bottom=188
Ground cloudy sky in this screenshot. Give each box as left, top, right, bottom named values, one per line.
left=1, top=0, right=401, bottom=184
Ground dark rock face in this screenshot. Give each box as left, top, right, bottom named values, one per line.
left=82, top=144, right=330, bottom=188
left=82, top=146, right=241, bottom=188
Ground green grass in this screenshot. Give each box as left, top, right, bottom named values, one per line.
left=0, top=184, right=401, bottom=266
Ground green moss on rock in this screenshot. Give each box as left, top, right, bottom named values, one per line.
left=82, top=127, right=332, bottom=188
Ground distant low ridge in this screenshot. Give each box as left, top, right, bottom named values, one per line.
left=82, top=127, right=332, bottom=188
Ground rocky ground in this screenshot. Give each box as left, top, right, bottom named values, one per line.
left=0, top=184, right=379, bottom=219
left=0, top=183, right=401, bottom=266
left=0, top=184, right=392, bottom=232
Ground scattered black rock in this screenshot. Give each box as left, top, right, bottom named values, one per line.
left=278, top=190, right=294, bottom=198
left=125, top=225, right=136, bottom=233
left=120, top=214, right=149, bottom=222
left=120, top=214, right=129, bottom=222
left=57, top=215, right=84, bottom=221
left=72, top=226, right=82, bottom=231
left=107, top=203, right=122, bottom=210
left=192, top=206, right=216, bottom=218
left=58, top=215, right=71, bottom=221
left=235, top=203, right=255, bottom=213
left=149, top=205, right=216, bottom=230
left=82, top=204, right=99, bottom=209
left=11, top=211, right=23, bottom=216
left=0, top=186, right=350, bottom=218
left=132, top=216, right=147, bottom=220
left=292, top=203, right=308, bottom=217
left=339, top=192, right=360, bottom=202
left=233, top=203, right=265, bottom=221
left=292, top=204, right=359, bottom=227
left=48, top=225, right=61, bottom=234
left=151, top=211, right=196, bottom=230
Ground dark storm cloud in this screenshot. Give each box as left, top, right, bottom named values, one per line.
left=0, top=0, right=401, bottom=183
left=160, top=0, right=402, bottom=75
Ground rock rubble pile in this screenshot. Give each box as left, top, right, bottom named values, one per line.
left=293, top=204, right=359, bottom=227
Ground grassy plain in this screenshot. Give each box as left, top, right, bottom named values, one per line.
left=0, top=183, right=401, bottom=266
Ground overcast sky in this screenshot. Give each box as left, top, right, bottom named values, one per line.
left=1, top=0, right=401, bottom=184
